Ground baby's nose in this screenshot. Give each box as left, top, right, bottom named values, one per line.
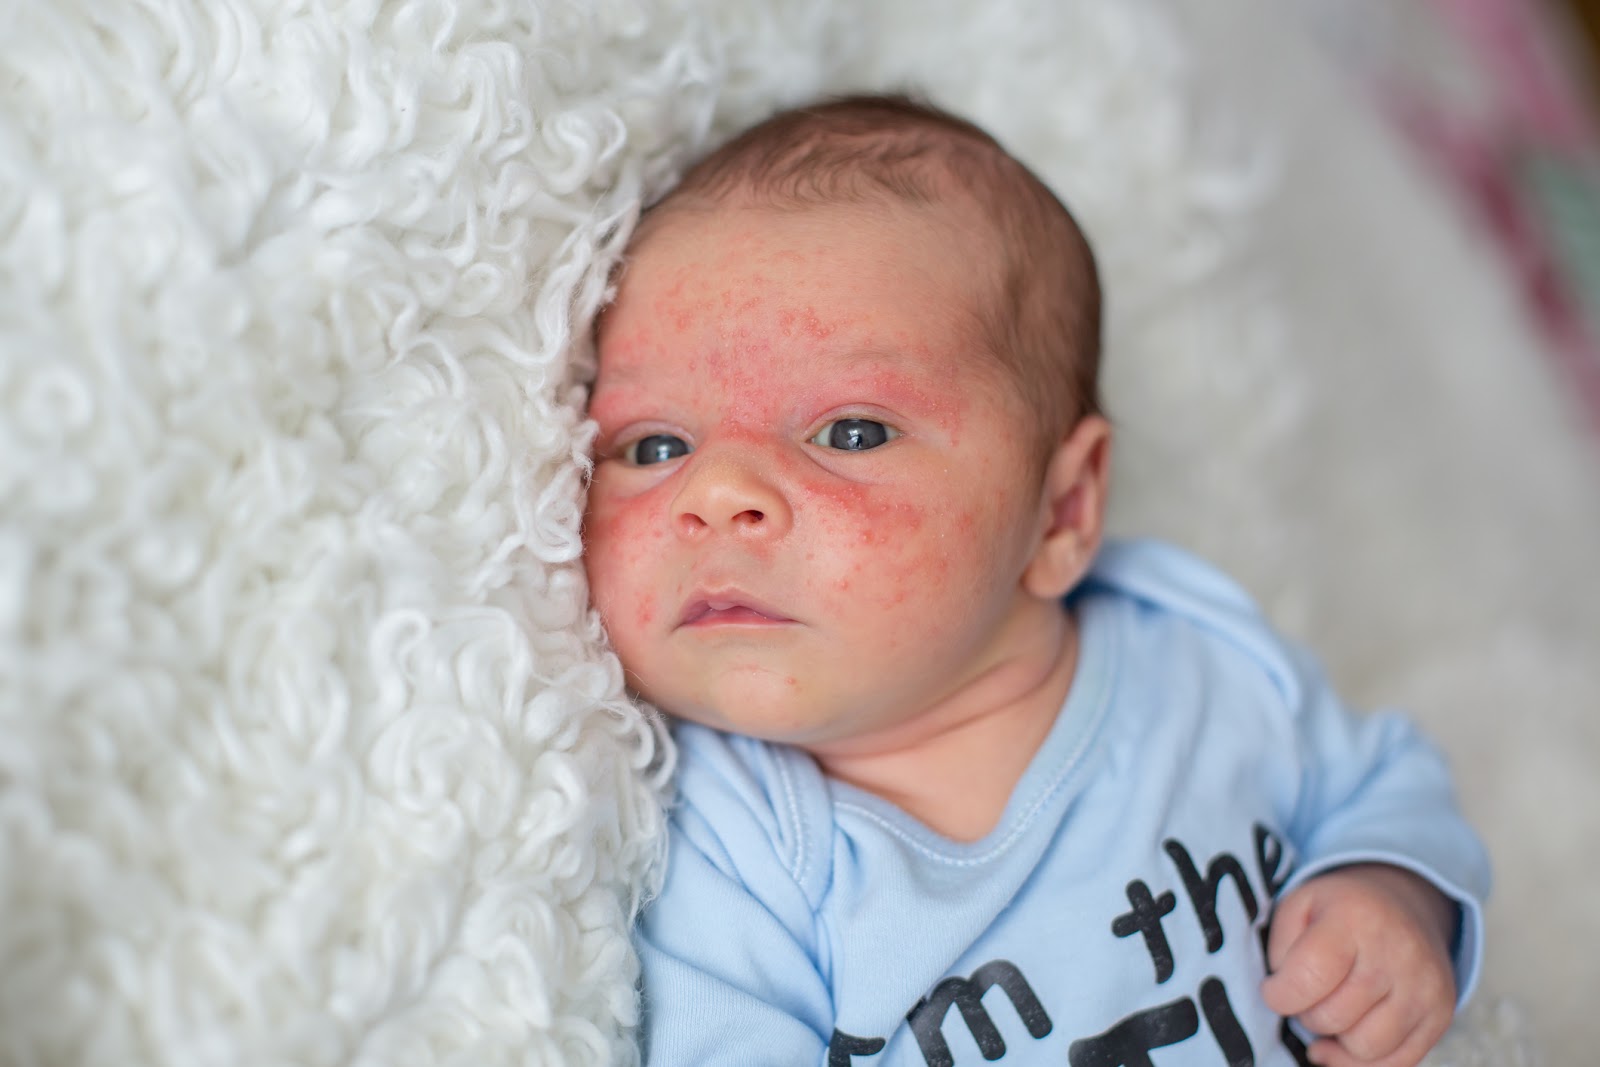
left=669, top=448, right=793, bottom=540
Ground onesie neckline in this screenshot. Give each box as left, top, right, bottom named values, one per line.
left=828, top=592, right=1121, bottom=866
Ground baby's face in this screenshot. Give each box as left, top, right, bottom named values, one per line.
left=583, top=200, right=1050, bottom=754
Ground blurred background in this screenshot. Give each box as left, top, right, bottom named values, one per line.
left=1294, top=0, right=1600, bottom=442
left=1058, top=1, right=1600, bottom=1057
left=1259, top=2, right=1600, bottom=1057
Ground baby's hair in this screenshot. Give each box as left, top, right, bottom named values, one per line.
left=640, top=92, right=1103, bottom=465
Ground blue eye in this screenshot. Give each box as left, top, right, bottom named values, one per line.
left=809, top=418, right=897, bottom=451
left=628, top=433, right=691, bottom=465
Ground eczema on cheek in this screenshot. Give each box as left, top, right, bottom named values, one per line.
left=582, top=495, right=667, bottom=628
left=625, top=589, right=658, bottom=629
left=586, top=501, right=667, bottom=567
left=585, top=533, right=662, bottom=634
left=801, top=485, right=961, bottom=603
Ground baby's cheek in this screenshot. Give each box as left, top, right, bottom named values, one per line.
left=807, top=489, right=947, bottom=611
left=584, top=494, right=670, bottom=624
left=623, top=589, right=659, bottom=630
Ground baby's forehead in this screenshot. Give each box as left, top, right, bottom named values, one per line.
left=597, top=206, right=1024, bottom=401
left=600, top=198, right=1019, bottom=392
left=626, top=184, right=1003, bottom=281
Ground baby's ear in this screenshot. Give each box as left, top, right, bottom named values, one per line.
left=1022, top=415, right=1112, bottom=600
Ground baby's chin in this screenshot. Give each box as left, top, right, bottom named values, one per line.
left=644, top=676, right=857, bottom=749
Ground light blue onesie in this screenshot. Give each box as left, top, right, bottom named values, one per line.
left=637, top=539, right=1490, bottom=1066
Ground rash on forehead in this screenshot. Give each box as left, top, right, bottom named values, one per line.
left=595, top=335, right=973, bottom=445
left=592, top=199, right=1033, bottom=446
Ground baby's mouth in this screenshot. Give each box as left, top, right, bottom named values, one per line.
left=678, top=595, right=795, bottom=627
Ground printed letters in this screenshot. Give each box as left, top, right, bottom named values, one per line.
left=1111, top=880, right=1178, bottom=983
left=829, top=1031, right=887, bottom=1067
left=1067, top=995, right=1199, bottom=1067
left=828, top=824, right=1300, bottom=1064
left=905, top=960, right=1052, bottom=1067
left=1163, top=838, right=1260, bottom=953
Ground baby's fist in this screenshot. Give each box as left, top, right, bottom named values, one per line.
left=1261, top=864, right=1457, bottom=1067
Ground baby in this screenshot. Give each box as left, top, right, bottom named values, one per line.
left=582, top=94, right=1490, bottom=1067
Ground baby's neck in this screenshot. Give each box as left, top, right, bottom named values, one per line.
left=811, top=606, right=1080, bottom=844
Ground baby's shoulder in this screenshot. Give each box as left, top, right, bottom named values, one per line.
left=1086, top=537, right=1256, bottom=610
left=1082, top=538, right=1313, bottom=710
left=667, top=722, right=835, bottom=902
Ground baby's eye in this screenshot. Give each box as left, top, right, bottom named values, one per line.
left=626, top=433, right=691, bottom=466
left=808, top=418, right=898, bottom=452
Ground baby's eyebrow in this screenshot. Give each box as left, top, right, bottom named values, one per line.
left=588, top=346, right=974, bottom=431
left=826, top=355, right=965, bottom=404
left=585, top=386, right=641, bottom=426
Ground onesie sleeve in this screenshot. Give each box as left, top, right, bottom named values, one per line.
left=636, top=725, right=835, bottom=1066
left=1276, top=643, right=1492, bottom=1008
left=1088, top=540, right=1491, bottom=1008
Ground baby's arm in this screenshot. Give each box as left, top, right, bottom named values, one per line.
left=1255, top=633, right=1489, bottom=1067
left=637, top=729, right=836, bottom=1066
left=1262, top=863, right=1459, bottom=1067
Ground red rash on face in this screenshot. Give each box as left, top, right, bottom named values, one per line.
left=632, top=590, right=657, bottom=628
left=777, top=305, right=839, bottom=341
left=583, top=202, right=1049, bottom=751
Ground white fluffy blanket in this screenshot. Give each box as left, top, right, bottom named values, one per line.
left=3, top=1, right=1591, bottom=1063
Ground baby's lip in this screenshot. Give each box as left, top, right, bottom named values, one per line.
left=678, top=589, right=796, bottom=627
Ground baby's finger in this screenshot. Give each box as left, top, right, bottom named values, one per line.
left=1306, top=1036, right=1356, bottom=1067
left=1260, top=919, right=1357, bottom=1018
left=1265, top=885, right=1315, bottom=971
left=1293, top=968, right=1392, bottom=1042
left=1305, top=1016, right=1443, bottom=1067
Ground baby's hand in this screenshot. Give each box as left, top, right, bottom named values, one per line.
left=1261, top=863, right=1458, bottom=1067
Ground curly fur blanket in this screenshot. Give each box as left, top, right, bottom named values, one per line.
left=3, top=0, right=1592, bottom=1063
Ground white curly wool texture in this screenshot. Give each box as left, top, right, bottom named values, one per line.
left=2, top=0, right=1583, bottom=1063
left=0, top=2, right=844, bottom=1063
